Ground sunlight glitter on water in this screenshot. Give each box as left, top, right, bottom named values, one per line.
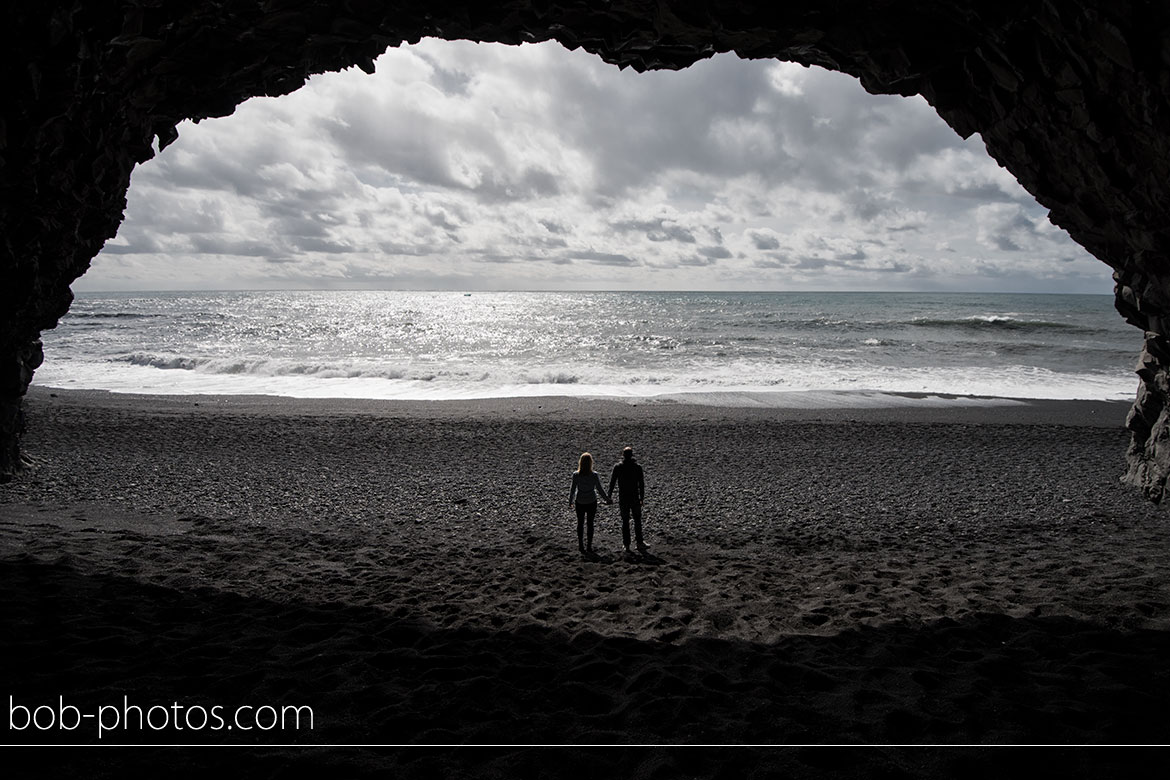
left=36, top=290, right=1140, bottom=403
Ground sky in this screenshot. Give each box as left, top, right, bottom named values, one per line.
left=80, top=39, right=1114, bottom=294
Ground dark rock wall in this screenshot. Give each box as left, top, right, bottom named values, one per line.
left=3, top=1, right=1169, bottom=497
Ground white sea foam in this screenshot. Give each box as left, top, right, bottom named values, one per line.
left=32, top=357, right=1136, bottom=403
left=33, top=291, right=1141, bottom=405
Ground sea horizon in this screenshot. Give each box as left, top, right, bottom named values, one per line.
left=34, top=289, right=1139, bottom=405
left=69, top=287, right=1117, bottom=295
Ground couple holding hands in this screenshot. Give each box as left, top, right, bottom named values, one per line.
left=569, top=446, right=647, bottom=558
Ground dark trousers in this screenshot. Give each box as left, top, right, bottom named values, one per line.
left=575, top=502, right=597, bottom=550
left=620, top=501, right=643, bottom=549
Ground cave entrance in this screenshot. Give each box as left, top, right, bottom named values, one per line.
left=42, top=39, right=1136, bottom=406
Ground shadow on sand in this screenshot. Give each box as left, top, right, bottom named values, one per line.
left=581, top=549, right=665, bottom=566
left=628, top=549, right=665, bottom=565
left=3, top=559, right=1168, bottom=776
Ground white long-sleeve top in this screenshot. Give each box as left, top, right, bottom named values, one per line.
left=570, top=470, right=609, bottom=505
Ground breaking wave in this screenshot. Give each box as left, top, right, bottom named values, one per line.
left=907, top=315, right=1087, bottom=333
left=36, top=290, right=1139, bottom=403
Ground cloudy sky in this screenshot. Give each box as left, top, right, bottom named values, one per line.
left=81, top=39, right=1112, bottom=293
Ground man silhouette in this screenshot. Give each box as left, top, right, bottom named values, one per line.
left=608, top=446, right=647, bottom=554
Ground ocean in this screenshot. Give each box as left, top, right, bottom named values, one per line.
left=33, top=291, right=1139, bottom=406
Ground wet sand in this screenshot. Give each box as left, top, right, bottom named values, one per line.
left=2, top=387, right=1169, bottom=775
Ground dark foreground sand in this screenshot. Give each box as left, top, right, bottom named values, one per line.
left=3, top=387, right=1170, bottom=775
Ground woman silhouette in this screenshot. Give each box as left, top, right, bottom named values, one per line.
left=569, top=451, right=611, bottom=556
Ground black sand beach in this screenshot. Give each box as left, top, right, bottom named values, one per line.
left=3, top=387, right=1170, bottom=774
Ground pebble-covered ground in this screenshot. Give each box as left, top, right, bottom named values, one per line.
left=3, top=388, right=1170, bottom=772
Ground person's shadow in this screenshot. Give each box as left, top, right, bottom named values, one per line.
left=623, top=549, right=664, bottom=566
left=581, top=549, right=615, bottom=563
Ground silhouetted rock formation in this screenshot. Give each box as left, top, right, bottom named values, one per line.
left=3, top=1, right=1169, bottom=497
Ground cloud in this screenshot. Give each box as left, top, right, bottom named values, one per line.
left=611, top=216, right=697, bottom=243
left=79, top=39, right=1111, bottom=294
left=566, top=249, right=638, bottom=266
left=976, top=203, right=1052, bottom=252
left=539, top=218, right=570, bottom=235
left=748, top=230, right=781, bottom=250
left=699, top=245, right=732, bottom=260
left=189, top=236, right=279, bottom=257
